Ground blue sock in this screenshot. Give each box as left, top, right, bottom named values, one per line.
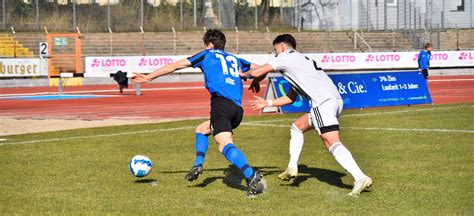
left=222, top=143, right=254, bottom=179
left=193, top=133, right=209, bottom=167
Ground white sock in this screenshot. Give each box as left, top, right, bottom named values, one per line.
left=329, top=142, right=366, bottom=182
left=288, top=123, right=304, bottom=169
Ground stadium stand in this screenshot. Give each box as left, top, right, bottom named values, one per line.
left=347, top=31, right=414, bottom=52
left=439, top=29, right=474, bottom=51
left=0, top=34, right=35, bottom=57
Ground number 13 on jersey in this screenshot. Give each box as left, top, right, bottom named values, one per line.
left=216, top=53, right=240, bottom=78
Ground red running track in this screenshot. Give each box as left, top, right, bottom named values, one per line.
left=0, top=76, right=473, bottom=121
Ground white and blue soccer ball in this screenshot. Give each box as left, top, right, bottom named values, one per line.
left=129, top=155, right=153, bottom=177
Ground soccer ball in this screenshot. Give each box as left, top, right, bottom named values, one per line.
left=129, top=155, right=152, bottom=177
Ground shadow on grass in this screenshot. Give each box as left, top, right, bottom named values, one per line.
left=163, top=166, right=279, bottom=191
left=283, top=164, right=352, bottom=189
left=134, top=179, right=157, bottom=184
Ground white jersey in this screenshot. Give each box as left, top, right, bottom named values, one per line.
left=268, top=50, right=341, bottom=106
left=268, top=49, right=341, bottom=106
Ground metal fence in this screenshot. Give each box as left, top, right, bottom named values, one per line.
left=0, top=0, right=296, bottom=32
left=1, top=0, right=472, bottom=33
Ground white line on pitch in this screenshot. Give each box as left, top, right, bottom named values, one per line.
left=0, top=126, right=195, bottom=146
left=1, top=105, right=471, bottom=146
left=242, top=123, right=474, bottom=133
left=343, top=126, right=474, bottom=133
left=0, top=138, right=7, bottom=142
left=244, top=105, right=471, bottom=124
left=342, top=105, right=471, bottom=117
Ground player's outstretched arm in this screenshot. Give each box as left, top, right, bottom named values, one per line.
left=250, top=63, right=261, bottom=70
left=250, top=95, right=293, bottom=110
left=132, top=58, right=191, bottom=84
left=240, top=63, right=274, bottom=78
left=242, top=63, right=272, bottom=93
left=249, top=88, right=297, bottom=110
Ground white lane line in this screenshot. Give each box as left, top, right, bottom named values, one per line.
left=429, top=79, right=474, bottom=82
left=0, top=126, right=195, bottom=146
left=109, top=116, right=151, bottom=119
left=0, top=84, right=267, bottom=97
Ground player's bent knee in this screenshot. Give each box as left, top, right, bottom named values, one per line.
left=290, top=123, right=303, bottom=134
left=320, top=126, right=341, bottom=149
left=214, top=132, right=233, bottom=152
left=196, top=122, right=211, bottom=135
left=293, top=114, right=312, bottom=132
left=218, top=143, right=230, bottom=153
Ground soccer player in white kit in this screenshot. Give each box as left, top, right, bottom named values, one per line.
left=240, top=34, right=372, bottom=196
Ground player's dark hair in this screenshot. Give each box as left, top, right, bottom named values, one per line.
left=425, top=43, right=432, bottom=49
left=273, top=34, right=297, bottom=49
left=203, top=29, right=226, bottom=50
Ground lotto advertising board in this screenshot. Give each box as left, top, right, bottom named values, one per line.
left=84, top=54, right=273, bottom=77
left=84, top=51, right=474, bottom=76
left=307, top=50, right=474, bottom=70
left=267, top=71, right=432, bottom=113
left=84, top=55, right=191, bottom=77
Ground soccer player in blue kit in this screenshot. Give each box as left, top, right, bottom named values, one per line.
left=418, top=43, right=432, bottom=80
left=132, top=29, right=266, bottom=197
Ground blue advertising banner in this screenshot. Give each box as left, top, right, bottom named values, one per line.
left=269, top=71, right=432, bottom=113
left=269, top=78, right=311, bottom=113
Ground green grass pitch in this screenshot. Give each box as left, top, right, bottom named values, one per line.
left=1, top=103, right=473, bottom=214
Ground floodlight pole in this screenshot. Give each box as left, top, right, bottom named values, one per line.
left=254, top=0, right=258, bottom=30
left=280, top=0, right=283, bottom=23
left=2, top=0, right=5, bottom=30
left=366, top=0, right=369, bottom=30
left=107, top=0, right=111, bottom=30
left=140, top=0, right=144, bottom=28
left=193, top=0, right=197, bottom=27
left=180, top=0, right=183, bottom=29
left=217, top=0, right=221, bottom=27
left=35, top=0, right=39, bottom=31
left=471, top=0, right=473, bottom=28
left=349, top=0, right=352, bottom=29
left=384, top=0, right=387, bottom=30
left=72, top=0, right=76, bottom=32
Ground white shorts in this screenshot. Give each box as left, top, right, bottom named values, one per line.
left=309, top=98, right=343, bottom=135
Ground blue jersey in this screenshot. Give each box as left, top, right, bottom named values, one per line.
left=418, top=50, right=431, bottom=70
left=187, top=49, right=251, bottom=107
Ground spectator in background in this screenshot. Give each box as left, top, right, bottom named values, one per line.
left=418, top=43, right=432, bottom=79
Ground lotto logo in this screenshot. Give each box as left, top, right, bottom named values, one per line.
left=138, top=57, right=173, bottom=67
left=458, top=52, right=474, bottom=60
left=321, top=55, right=355, bottom=63
left=91, top=58, right=126, bottom=67
left=365, top=54, right=400, bottom=62
left=412, top=53, right=449, bottom=61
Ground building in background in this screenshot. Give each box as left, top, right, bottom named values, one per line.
left=296, top=0, right=472, bottom=30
